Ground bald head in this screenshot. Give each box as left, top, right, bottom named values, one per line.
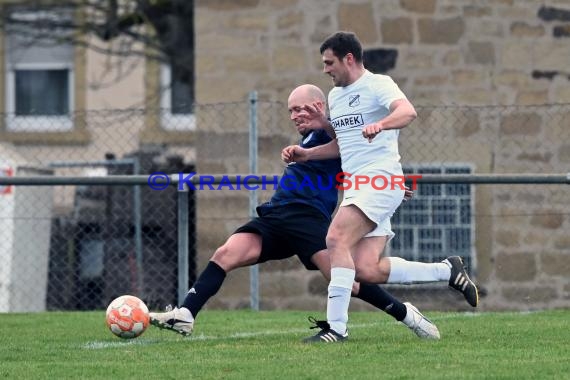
left=288, top=84, right=326, bottom=105
left=287, top=84, right=327, bottom=136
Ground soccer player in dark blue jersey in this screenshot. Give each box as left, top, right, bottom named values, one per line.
left=149, top=84, right=440, bottom=339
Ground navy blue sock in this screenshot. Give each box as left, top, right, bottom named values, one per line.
left=355, top=283, right=407, bottom=321
left=181, top=261, right=226, bottom=318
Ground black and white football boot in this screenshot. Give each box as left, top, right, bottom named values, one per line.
left=444, top=256, right=479, bottom=307
left=302, top=317, right=348, bottom=343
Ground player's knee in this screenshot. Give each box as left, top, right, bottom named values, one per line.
left=354, top=264, right=389, bottom=284
left=211, top=245, right=236, bottom=270
left=354, top=268, right=373, bottom=283
left=212, top=241, right=260, bottom=272
left=212, top=245, right=228, bottom=260
left=326, top=229, right=347, bottom=250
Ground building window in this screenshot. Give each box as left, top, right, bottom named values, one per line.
left=4, top=7, right=74, bottom=131
left=160, top=64, right=195, bottom=131
left=390, top=165, right=475, bottom=273
left=15, top=69, right=69, bottom=116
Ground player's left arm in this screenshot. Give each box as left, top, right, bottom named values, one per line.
left=281, top=139, right=340, bottom=163
left=362, top=98, right=417, bottom=142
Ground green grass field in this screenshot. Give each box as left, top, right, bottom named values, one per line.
left=0, top=309, right=568, bottom=379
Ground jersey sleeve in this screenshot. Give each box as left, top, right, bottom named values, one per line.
left=374, top=75, right=407, bottom=109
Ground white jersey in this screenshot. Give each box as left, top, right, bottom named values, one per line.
left=328, top=70, right=406, bottom=175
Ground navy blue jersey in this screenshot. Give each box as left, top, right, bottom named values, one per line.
left=257, top=129, right=341, bottom=220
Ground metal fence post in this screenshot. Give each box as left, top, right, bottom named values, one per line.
left=132, top=158, right=143, bottom=296
left=249, top=91, right=259, bottom=311
left=177, top=183, right=190, bottom=306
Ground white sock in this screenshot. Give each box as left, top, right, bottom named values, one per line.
left=327, top=267, right=355, bottom=335
left=387, top=257, right=451, bottom=284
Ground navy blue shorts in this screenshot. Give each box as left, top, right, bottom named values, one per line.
left=234, top=203, right=329, bottom=270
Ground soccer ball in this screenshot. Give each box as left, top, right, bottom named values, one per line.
left=105, top=295, right=150, bottom=339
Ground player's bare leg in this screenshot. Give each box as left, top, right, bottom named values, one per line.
left=150, top=233, right=262, bottom=336
left=304, top=206, right=372, bottom=343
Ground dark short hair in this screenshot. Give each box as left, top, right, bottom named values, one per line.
left=319, top=31, right=363, bottom=62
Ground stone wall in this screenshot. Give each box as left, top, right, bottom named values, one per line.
left=193, top=0, right=570, bottom=312
left=194, top=0, right=570, bottom=105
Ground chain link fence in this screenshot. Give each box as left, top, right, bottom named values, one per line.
left=1, top=101, right=569, bottom=312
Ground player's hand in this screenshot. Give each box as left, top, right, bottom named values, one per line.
left=362, top=123, right=383, bottom=142
left=298, top=103, right=329, bottom=129
left=281, top=145, right=310, bottom=163
left=403, top=185, right=414, bottom=202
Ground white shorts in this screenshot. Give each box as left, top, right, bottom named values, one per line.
left=339, top=168, right=405, bottom=238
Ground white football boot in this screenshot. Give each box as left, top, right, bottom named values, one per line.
left=402, top=302, right=440, bottom=340
left=149, top=305, right=194, bottom=336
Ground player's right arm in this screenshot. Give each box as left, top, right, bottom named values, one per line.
left=281, top=139, right=340, bottom=163
left=298, top=103, right=336, bottom=138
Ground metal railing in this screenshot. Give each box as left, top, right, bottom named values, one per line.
left=1, top=173, right=568, bottom=312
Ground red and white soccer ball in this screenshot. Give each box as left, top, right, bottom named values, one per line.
left=105, top=295, right=150, bottom=339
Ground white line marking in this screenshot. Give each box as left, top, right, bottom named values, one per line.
left=83, top=339, right=161, bottom=349
left=83, top=311, right=537, bottom=349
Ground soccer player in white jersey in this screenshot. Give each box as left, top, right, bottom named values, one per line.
left=282, top=31, right=478, bottom=343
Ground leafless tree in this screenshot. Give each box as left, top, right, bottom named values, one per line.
left=1, top=0, right=194, bottom=88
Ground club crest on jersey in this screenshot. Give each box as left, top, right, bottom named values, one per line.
left=348, top=94, right=360, bottom=107
left=302, top=131, right=314, bottom=145
left=331, top=114, right=364, bottom=131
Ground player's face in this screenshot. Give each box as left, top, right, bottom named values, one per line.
left=322, top=49, right=350, bottom=87
left=288, top=95, right=316, bottom=135
left=288, top=100, right=310, bottom=135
